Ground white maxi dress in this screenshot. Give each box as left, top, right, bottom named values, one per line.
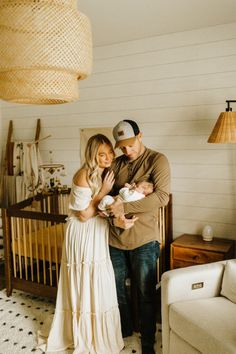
left=37, top=184, right=124, bottom=354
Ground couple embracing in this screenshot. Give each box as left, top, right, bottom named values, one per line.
left=38, top=119, right=170, bottom=354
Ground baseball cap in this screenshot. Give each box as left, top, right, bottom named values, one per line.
left=113, top=119, right=140, bottom=148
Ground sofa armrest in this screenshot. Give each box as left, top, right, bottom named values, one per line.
left=162, top=260, right=226, bottom=304
left=161, top=260, right=226, bottom=354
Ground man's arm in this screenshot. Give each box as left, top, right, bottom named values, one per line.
left=109, top=153, right=170, bottom=216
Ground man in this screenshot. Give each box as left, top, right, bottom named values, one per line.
left=108, top=119, right=170, bottom=354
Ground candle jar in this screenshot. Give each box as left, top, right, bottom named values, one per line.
left=202, top=225, right=214, bottom=242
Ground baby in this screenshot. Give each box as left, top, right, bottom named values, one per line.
left=98, top=180, right=154, bottom=216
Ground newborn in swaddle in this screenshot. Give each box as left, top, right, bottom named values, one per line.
left=98, top=180, right=154, bottom=216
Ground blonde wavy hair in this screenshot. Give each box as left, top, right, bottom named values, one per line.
left=82, top=134, right=115, bottom=196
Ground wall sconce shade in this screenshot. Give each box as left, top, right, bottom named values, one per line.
left=208, top=101, right=236, bottom=143
left=0, top=0, right=92, bottom=104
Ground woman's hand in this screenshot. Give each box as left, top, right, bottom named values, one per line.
left=100, top=170, right=115, bottom=195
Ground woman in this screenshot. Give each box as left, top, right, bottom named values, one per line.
left=38, top=134, right=124, bottom=354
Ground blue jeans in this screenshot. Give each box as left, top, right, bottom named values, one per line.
left=109, top=241, right=160, bottom=353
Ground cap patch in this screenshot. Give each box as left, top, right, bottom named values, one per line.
left=118, top=130, right=125, bottom=136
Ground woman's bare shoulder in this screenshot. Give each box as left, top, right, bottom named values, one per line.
left=73, top=169, right=89, bottom=187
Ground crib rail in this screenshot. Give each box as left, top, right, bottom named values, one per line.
left=3, top=191, right=70, bottom=298
left=158, top=193, right=172, bottom=283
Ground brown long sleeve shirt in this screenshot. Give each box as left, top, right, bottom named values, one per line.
left=109, top=147, right=171, bottom=250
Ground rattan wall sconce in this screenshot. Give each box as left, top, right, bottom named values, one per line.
left=208, top=100, right=236, bottom=143
left=0, top=0, right=92, bottom=105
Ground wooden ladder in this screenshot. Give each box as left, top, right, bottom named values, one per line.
left=5, top=118, right=41, bottom=176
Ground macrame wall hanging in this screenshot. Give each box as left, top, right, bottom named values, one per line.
left=0, top=0, right=92, bottom=104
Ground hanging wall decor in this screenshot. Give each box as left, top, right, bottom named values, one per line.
left=39, top=162, right=67, bottom=193
left=0, top=0, right=92, bottom=104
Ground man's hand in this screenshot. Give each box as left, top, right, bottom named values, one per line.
left=108, top=198, right=124, bottom=217
left=113, top=215, right=138, bottom=229
left=98, top=211, right=108, bottom=218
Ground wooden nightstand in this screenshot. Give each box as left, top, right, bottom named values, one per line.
left=170, top=233, right=235, bottom=269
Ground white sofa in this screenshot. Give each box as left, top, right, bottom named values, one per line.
left=161, top=259, right=236, bottom=354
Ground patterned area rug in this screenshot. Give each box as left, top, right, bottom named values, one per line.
left=0, top=289, right=162, bottom=354
left=0, top=289, right=54, bottom=353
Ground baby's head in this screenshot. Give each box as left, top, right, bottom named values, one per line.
left=135, top=180, right=154, bottom=196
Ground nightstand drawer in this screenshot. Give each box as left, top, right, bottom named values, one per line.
left=171, top=259, right=197, bottom=268
left=172, top=247, right=225, bottom=264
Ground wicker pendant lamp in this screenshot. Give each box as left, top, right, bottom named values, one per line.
left=208, top=100, right=236, bottom=143
left=0, top=0, right=92, bottom=104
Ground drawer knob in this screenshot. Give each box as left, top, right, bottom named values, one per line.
left=193, top=255, right=199, bottom=260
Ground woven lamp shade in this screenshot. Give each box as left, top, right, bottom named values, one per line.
left=208, top=111, right=236, bottom=143
left=0, top=0, right=92, bottom=104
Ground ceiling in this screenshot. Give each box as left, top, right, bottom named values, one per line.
left=78, top=0, right=236, bottom=47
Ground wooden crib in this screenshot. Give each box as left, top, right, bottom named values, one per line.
left=2, top=191, right=172, bottom=299
left=3, top=191, right=70, bottom=298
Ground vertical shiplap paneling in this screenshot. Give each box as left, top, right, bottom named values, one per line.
left=1, top=22, right=236, bottom=240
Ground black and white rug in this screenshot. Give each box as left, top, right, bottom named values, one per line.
left=0, top=289, right=54, bottom=353
left=0, top=289, right=162, bottom=354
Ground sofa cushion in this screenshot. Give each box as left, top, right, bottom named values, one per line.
left=169, top=296, right=236, bottom=354
left=170, top=331, right=201, bottom=354
left=220, top=259, right=236, bottom=303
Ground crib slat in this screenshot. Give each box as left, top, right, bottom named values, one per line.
left=58, top=194, right=63, bottom=214
left=11, top=218, right=17, bottom=278
left=40, top=221, right=46, bottom=285
left=54, top=224, right=59, bottom=285
left=60, top=224, right=64, bottom=257
left=16, top=218, right=22, bottom=279
left=22, top=218, right=28, bottom=280
left=47, top=223, right=52, bottom=286
left=28, top=220, right=34, bottom=282
left=61, top=193, right=69, bottom=215
left=47, top=196, right=51, bottom=213
left=34, top=220, right=40, bottom=283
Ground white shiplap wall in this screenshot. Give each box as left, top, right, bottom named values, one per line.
left=1, top=22, right=236, bottom=240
